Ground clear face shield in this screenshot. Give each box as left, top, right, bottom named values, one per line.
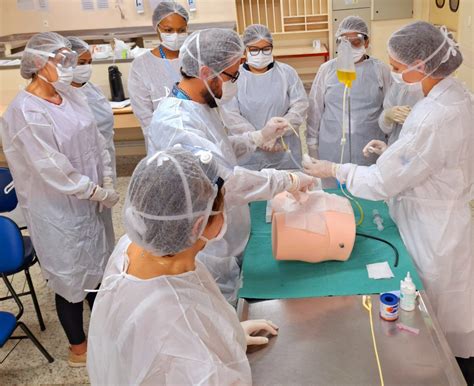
left=336, top=33, right=367, bottom=49
left=25, top=47, right=78, bottom=69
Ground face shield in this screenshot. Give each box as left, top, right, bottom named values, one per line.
left=25, top=47, right=78, bottom=69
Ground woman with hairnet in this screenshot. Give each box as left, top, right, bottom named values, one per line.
left=148, top=28, right=316, bottom=304
left=307, top=16, right=391, bottom=186
left=128, top=0, right=189, bottom=141
left=0, top=32, right=118, bottom=367
left=303, top=21, right=473, bottom=384
left=87, top=147, right=279, bottom=384
left=223, top=24, right=309, bottom=170
left=67, top=36, right=116, bottom=178
left=377, top=78, right=424, bottom=146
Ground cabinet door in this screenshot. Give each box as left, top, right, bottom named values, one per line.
left=372, top=0, right=413, bottom=20
left=332, top=0, right=371, bottom=11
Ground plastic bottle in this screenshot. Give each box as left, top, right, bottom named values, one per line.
left=400, top=272, right=416, bottom=311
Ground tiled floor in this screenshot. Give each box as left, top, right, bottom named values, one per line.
left=0, top=156, right=139, bottom=385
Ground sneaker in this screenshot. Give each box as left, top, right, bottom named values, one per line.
left=68, top=349, right=87, bottom=367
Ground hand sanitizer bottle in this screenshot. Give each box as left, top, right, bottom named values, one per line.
left=400, top=272, right=416, bottom=311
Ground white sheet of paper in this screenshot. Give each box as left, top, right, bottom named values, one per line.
left=109, top=99, right=131, bottom=109
left=366, top=261, right=394, bottom=280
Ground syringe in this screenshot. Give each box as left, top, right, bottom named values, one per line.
left=372, top=209, right=384, bottom=231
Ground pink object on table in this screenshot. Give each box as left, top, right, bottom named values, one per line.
left=271, top=191, right=356, bottom=263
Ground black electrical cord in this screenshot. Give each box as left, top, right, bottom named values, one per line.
left=356, top=232, right=399, bottom=267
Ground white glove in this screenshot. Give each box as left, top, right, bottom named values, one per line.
left=384, top=106, right=411, bottom=125
left=287, top=172, right=317, bottom=192
left=363, top=140, right=387, bottom=157
left=250, top=117, right=289, bottom=147
left=260, top=139, right=284, bottom=153
left=103, top=176, right=114, bottom=191
left=89, top=186, right=120, bottom=209
left=302, top=154, right=338, bottom=179
left=240, top=319, right=279, bottom=346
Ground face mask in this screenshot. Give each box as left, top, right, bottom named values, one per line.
left=247, top=52, right=273, bottom=69
left=72, top=64, right=92, bottom=84
left=38, top=63, right=73, bottom=92
left=160, top=32, right=188, bottom=51
left=216, top=77, right=238, bottom=105
left=391, top=70, right=423, bottom=93
left=199, top=211, right=227, bottom=244
left=352, top=46, right=366, bottom=63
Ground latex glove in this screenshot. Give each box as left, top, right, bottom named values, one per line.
left=384, top=106, right=411, bottom=124
left=287, top=171, right=317, bottom=192
left=302, top=154, right=338, bottom=179
left=240, top=319, right=279, bottom=346
left=103, top=176, right=114, bottom=191
left=308, top=144, right=318, bottom=159
left=260, top=139, right=284, bottom=153
left=251, top=117, right=289, bottom=147
left=89, top=186, right=120, bottom=209
left=363, top=140, right=387, bottom=157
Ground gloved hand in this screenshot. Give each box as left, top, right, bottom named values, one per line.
left=302, top=154, right=338, bottom=179
left=260, top=139, right=284, bottom=153
left=362, top=140, right=387, bottom=157
left=384, top=106, right=411, bottom=125
left=287, top=172, right=317, bottom=192
left=89, top=185, right=120, bottom=209
left=250, top=117, right=289, bottom=147
left=103, top=176, right=114, bottom=191
left=240, top=319, right=279, bottom=346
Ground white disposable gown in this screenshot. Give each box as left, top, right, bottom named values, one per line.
left=128, top=50, right=181, bottom=138
left=341, top=78, right=474, bottom=358
left=307, top=57, right=391, bottom=167
left=224, top=61, right=309, bottom=170
left=148, top=96, right=293, bottom=304
left=0, top=89, right=115, bottom=303
left=79, top=82, right=117, bottom=178
left=378, top=82, right=424, bottom=145
left=87, top=235, right=251, bottom=385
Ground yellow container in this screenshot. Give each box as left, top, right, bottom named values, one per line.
left=336, top=70, right=356, bottom=88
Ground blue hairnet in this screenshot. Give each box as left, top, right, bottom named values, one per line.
left=388, top=21, right=462, bottom=78
left=243, top=24, right=273, bottom=46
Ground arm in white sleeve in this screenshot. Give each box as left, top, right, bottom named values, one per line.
left=97, top=129, right=114, bottom=181
left=283, top=67, right=309, bottom=130
left=377, top=62, right=396, bottom=135
left=11, top=115, right=95, bottom=199
left=220, top=98, right=257, bottom=136
left=342, top=115, right=445, bottom=201
left=306, top=63, right=329, bottom=147
left=128, top=61, right=154, bottom=130
left=224, top=166, right=291, bottom=207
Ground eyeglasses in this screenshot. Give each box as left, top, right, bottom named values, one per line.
left=247, top=46, right=273, bottom=56
left=221, top=70, right=240, bottom=83
left=336, top=34, right=367, bottom=49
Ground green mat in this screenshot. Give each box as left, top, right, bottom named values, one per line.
left=239, top=190, right=423, bottom=299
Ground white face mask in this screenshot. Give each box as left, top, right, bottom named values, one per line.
left=38, top=63, right=73, bottom=92
left=215, top=77, right=238, bottom=106
left=247, top=52, right=273, bottom=69
left=199, top=211, right=227, bottom=244
left=391, top=71, right=423, bottom=92
left=160, top=32, right=188, bottom=51
left=352, top=46, right=366, bottom=63
left=72, top=64, right=92, bottom=84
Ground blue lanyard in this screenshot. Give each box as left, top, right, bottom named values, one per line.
left=171, top=84, right=191, bottom=100
left=158, top=45, right=167, bottom=59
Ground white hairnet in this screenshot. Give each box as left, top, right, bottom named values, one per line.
left=388, top=21, right=462, bottom=78
left=242, top=24, right=273, bottom=46
left=123, top=147, right=220, bottom=256
left=152, top=0, right=189, bottom=30
left=66, top=36, right=90, bottom=56
left=180, top=28, right=244, bottom=78
left=20, top=32, right=71, bottom=80
left=336, top=16, right=369, bottom=37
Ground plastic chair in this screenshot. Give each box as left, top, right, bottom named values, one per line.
left=0, top=215, right=53, bottom=364
left=0, top=167, right=45, bottom=331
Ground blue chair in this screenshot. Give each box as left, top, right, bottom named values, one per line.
left=0, top=167, right=45, bottom=331
left=0, top=215, right=53, bottom=363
